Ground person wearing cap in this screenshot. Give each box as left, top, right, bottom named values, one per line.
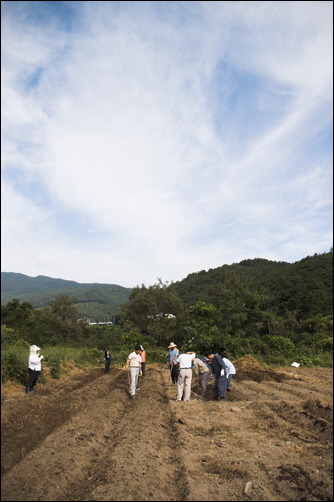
left=25, top=345, right=44, bottom=394
left=176, top=349, right=196, bottom=401
left=126, top=345, right=143, bottom=398
left=166, top=342, right=179, bottom=384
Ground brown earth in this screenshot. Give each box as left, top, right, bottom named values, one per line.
left=1, top=356, right=333, bottom=501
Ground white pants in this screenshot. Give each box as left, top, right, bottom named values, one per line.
left=129, top=367, right=140, bottom=396
left=176, top=368, right=193, bottom=401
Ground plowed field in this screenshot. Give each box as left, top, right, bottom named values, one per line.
left=1, top=356, right=333, bottom=501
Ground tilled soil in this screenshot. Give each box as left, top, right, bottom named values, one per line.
left=1, top=357, right=333, bottom=501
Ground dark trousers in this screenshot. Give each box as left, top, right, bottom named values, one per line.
left=170, top=364, right=179, bottom=383
left=26, top=368, right=40, bottom=392
left=213, top=374, right=227, bottom=399
left=104, top=358, right=111, bottom=373
left=199, top=370, right=210, bottom=396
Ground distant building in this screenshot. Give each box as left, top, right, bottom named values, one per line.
left=147, top=313, right=176, bottom=319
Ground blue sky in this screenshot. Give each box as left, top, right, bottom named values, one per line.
left=1, top=1, right=333, bottom=288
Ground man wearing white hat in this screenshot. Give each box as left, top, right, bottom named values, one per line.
left=25, top=345, right=44, bottom=394
left=166, top=342, right=179, bottom=384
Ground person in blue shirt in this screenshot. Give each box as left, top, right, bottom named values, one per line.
left=166, top=342, right=179, bottom=384
left=200, top=355, right=211, bottom=369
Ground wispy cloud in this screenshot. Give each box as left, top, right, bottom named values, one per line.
left=1, top=1, right=332, bottom=287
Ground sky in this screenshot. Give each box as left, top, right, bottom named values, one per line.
left=1, top=1, right=333, bottom=289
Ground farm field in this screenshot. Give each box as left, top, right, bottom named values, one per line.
left=1, top=356, right=333, bottom=501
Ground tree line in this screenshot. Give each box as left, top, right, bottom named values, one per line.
left=1, top=251, right=333, bottom=372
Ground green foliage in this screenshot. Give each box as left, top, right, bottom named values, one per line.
left=47, top=356, right=61, bottom=379
left=315, top=337, right=333, bottom=352
left=1, top=252, right=332, bottom=376
left=80, top=325, right=122, bottom=351
left=119, top=279, right=187, bottom=347
left=1, top=325, right=23, bottom=344
left=1, top=299, right=35, bottom=329
left=222, top=336, right=255, bottom=358
left=182, top=301, right=222, bottom=353
left=121, top=329, right=143, bottom=352
left=1, top=340, right=30, bottom=385
left=170, top=251, right=333, bottom=320
left=75, top=347, right=101, bottom=367
left=266, top=336, right=295, bottom=355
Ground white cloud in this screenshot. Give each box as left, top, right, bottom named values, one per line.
left=1, top=1, right=332, bottom=288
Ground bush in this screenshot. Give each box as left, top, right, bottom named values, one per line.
left=75, top=347, right=101, bottom=367
left=1, top=340, right=30, bottom=385
left=48, top=356, right=61, bottom=379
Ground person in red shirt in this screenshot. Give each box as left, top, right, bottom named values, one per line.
left=140, top=345, right=146, bottom=376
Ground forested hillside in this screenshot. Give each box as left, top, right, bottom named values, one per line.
left=169, top=252, right=333, bottom=319
left=1, top=272, right=132, bottom=317
left=1, top=252, right=332, bottom=371
left=1, top=251, right=332, bottom=320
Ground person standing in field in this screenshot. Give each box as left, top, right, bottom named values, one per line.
left=222, top=356, right=236, bottom=393
left=102, top=348, right=112, bottom=373
left=140, top=345, right=146, bottom=376
left=205, top=351, right=228, bottom=401
left=25, top=345, right=44, bottom=394
left=176, top=349, right=196, bottom=401
left=193, top=357, right=211, bottom=397
left=126, top=345, right=142, bottom=398
left=136, top=345, right=146, bottom=390
left=166, top=342, right=179, bottom=384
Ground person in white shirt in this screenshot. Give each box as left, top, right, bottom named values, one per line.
left=176, top=349, right=196, bottom=401
left=223, top=357, right=236, bottom=393
left=25, top=345, right=44, bottom=394
left=126, top=345, right=142, bottom=398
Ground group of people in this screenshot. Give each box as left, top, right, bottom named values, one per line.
left=24, top=341, right=234, bottom=403
left=166, top=342, right=236, bottom=402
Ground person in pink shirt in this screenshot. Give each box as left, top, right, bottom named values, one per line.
left=126, top=345, right=142, bottom=398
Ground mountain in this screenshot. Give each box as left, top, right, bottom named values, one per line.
left=1, top=272, right=132, bottom=318
left=2, top=250, right=332, bottom=321
left=169, top=252, right=333, bottom=319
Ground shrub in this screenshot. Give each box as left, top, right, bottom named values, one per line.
left=1, top=340, right=30, bottom=385
left=1, top=352, right=27, bottom=385
left=47, top=356, right=61, bottom=379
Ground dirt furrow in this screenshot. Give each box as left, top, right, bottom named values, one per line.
left=1, top=362, right=333, bottom=501
left=1, top=368, right=116, bottom=474
left=84, top=368, right=191, bottom=501
left=1, top=368, right=192, bottom=501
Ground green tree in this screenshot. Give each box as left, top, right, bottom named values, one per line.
left=119, top=279, right=186, bottom=348
left=1, top=299, right=35, bottom=329
left=210, top=275, right=268, bottom=337
left=183, top=301, right=222, bottom=353
left=39, top=294, right=86, bottom=344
